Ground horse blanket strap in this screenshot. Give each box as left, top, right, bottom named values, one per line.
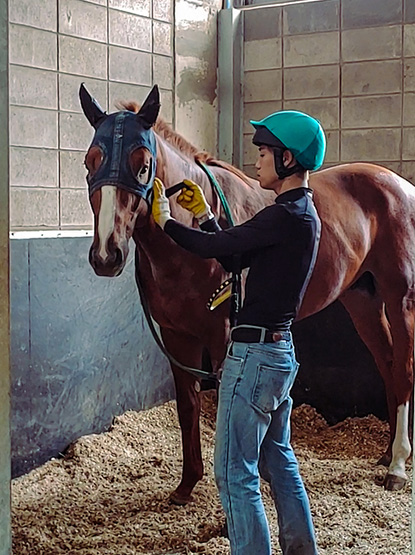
left=134, top=249, right=217, bottom=382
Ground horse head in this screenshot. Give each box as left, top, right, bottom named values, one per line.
left=80, top=84, right=160, bottom=277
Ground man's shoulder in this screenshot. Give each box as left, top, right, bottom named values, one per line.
left=278, top=193, right=319, bottom=222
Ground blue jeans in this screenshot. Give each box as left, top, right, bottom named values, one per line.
left=214, top=335, right=318, bottom=555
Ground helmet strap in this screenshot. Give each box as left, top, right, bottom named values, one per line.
left=273, top=147, right=303, bottom=179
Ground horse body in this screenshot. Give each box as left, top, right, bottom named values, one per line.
left=304, top=164, right=415, bottom=316
left=306, top=165, right=415, bottom=489
left=81, top=85, right=413, bottom=503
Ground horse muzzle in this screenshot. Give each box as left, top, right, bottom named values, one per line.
left=89, top=239, right=126, bottom=277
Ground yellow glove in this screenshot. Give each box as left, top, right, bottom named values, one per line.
left=177, top=179, right=214, bottom=223
left=152, top=178, right=172, bottom=229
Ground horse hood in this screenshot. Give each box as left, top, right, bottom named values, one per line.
left=80, top=83, right=160, bottom=200
left=86, top=111, right=158, bottom=199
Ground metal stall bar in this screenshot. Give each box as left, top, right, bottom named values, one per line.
left=0, top=0, right=10, bottom=550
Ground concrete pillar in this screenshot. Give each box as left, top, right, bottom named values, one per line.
left=218, top=7, right=243, bottom=166
left=0, top=0, right=10, bottom=551
left=175, top=0, right=222, bottom=155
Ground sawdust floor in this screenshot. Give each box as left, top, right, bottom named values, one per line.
left=12, top=392, right=411, bottom=555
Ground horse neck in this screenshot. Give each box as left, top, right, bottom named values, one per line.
left=155, top=136, right=217, bottom=216
left=132, top=136, right=214, bottom=272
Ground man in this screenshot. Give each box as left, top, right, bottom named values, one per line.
left=152, top=110, right=326, bottom=555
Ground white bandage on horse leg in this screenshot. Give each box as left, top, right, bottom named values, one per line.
left=388, top=402, right=411, bottom=479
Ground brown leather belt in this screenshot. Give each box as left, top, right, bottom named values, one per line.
left=230, top=326, right=290, bottom=343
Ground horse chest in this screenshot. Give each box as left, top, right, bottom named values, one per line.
left=141, top=267, right=216, bottom=330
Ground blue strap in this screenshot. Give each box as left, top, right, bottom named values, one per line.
left=134, top=250, right=217, bottom=381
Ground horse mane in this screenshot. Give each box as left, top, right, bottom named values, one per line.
left=117, top=101, right=254, bottom=187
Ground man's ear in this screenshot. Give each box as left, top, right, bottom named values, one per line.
left=283, top=150, right=294, bottom=167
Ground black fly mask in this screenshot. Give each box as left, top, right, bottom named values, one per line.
left=79, top=83, right=160, bottom=202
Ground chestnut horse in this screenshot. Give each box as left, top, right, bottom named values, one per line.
left=80, top=84, right=413, bottom=503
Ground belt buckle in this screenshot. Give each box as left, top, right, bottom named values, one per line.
left=271, top=332, right=282, bottom=342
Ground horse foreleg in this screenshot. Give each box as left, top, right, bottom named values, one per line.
left=161, top=328, right=204, bottom=504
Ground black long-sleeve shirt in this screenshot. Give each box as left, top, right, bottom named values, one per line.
left=164, top=187, right=321, bottom=331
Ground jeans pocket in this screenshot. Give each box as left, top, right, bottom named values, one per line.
left=220, top=352, right=244, bottom=388
left=252, top=364, right=293, bottom=413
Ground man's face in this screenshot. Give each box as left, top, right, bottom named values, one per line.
left=255, top=145, right=279, bottom=190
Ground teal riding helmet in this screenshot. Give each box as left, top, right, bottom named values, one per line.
left=251, top=110, right=326, bottom=178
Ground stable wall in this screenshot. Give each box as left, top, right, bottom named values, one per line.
left=11, top=234, right=173, bottom=477
left=175, top=0, right=222, bottom=157
left=8, top=0, right=177, bottom=479
left=0, top=0, right=10, bottom=549
left=242, top=0, right=415, bottom=182
left=9, top=0, right=222, bottom=475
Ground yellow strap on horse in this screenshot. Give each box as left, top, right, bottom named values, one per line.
left=207, top=279, right=232, bottom=311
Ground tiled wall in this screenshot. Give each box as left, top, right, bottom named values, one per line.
left=242, top=0, right=415, bottom=184
left=12, top=0, right=413, bottom=228
left=9, top=0, right=174, bottom=230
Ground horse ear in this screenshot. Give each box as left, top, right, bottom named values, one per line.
left=79, top=83, right=107, bottom=129
left=137, top=85, right=160, bottom=129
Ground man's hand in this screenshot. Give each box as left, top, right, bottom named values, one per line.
left=152, top=178, right=173, bottom=229
left=177, top=179, right=214, bottom=223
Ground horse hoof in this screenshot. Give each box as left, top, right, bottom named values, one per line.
left=383, top=473, right=407, bottom=491
left=376, top=453, right=392, bottom=467
left=169, top=490, right=193, bottom=505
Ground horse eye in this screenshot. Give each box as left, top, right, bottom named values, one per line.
left=85, top=148, right=103, bottom=173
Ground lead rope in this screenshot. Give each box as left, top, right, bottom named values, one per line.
left=196, top=160, right=235, bottom=226
left=134, top=249, right=216, bottom=381
left=135, top=162, right=240, bottom=381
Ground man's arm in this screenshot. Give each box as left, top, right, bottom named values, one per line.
left=200, top=217, right=222, bottom=233
left=153, top=177, right=286, bottom=260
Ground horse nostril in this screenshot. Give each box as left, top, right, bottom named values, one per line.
left=89, top=246, right=97, bottom=267
left=112, top=247, right=123, bottom=268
